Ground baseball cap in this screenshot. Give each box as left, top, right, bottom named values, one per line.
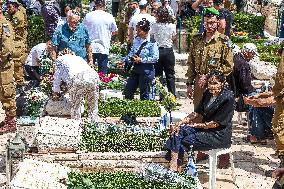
left=203, top=7, right=219, bottom=17
left=139, top=0, right=148, bottom=6
left=242, top=43, right=259, bottom=56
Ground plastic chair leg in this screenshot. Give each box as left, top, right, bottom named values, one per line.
left=230, top=152, right=236, bottom=183
left=209, top=153, right=218, bottom=189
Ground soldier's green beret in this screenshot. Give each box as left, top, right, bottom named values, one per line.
left=203, top=7, right=220, bottom=17
left=129, top=0, right=139, bottom=3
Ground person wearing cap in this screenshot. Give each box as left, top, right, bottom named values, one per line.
left=213, top=0, right=232, bottom=37
left=271, top=44, right=284, bottom=167
left=83, top=0, right=118, bottom=74
left=6, top=0, right=27, bottom=88
left=124, top=18, right=159, bottom=100
left=0, top=2, right=17, bottom=133
left=116, top=0, right=139, bottom=43
left=228, top=43, right=256, bottom=103
left=185, top=7, right=233, bottom=109
left=128, top=0, right=156, bottom=45
left=50, top=10, right=93, bottom=65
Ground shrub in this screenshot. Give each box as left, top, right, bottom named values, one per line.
left=80, top=122, right=168, bottom=152
left=232, top=13, right=265, bottom=35
left=67, top=172, right=196, bottom=189
left=27, top=15, right=48, bottom=50
left=98, top=99, right=161, bottom=117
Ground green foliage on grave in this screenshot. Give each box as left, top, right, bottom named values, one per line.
left=98, top=99, right=161, bottom=117
left=80, top=122, right=168, bottom=152
left=67, top=172, right=196, bottom=189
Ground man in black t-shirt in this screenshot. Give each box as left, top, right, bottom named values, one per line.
left=213, top=0, right=232, bottom=37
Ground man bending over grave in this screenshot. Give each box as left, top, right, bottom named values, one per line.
left=52, top=48, right=100, bottom=122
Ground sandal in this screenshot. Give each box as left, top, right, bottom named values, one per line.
left=243, top=135, right=267, bottom=145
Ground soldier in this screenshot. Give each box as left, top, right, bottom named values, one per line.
left=117, top=0, right=139, bottom=43
left=6, top=0, right=28, bottom=88
left=185, top=7, right=233, bottom=108
left=272, top=43, right=284, bottom=167
left=0, top=2, right=16, bottom=133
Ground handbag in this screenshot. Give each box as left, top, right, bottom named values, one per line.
left=124, top=41, right=148, bottom=72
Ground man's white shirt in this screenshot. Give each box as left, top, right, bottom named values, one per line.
left=83, top=10, right=118, bottom=55
left=52, top=54, right=97, bottom=93
left=129, top=13, right=156, bottom=40
left=25, top=43, right=47, bottom=66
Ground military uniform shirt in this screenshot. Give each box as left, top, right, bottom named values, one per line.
left=0, top=17, right=14, bottom=62
left=51, top=23, right=91, bottom=59
left=7, top=6, right=27, bottom=46
left=186, top=33, right=233, bottom=85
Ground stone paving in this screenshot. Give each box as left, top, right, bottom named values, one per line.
left=0, top=52, right=280, bottom=189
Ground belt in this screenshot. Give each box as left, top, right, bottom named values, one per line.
left=159, top=47, right=172, bottom=49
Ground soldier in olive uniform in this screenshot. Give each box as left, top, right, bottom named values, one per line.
left=185, top=7, right=233, bottom=108
left=0, top=5, right=16, bottom=133
left=117, top=0, right=139, bottom=43
left=272, top=44, right=284, bottom=166
left=6, top=0, right=28, bottom=87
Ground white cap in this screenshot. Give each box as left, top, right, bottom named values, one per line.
left=139, top=0, right=148, bottom=6
left=242, top=43, right=259, bottom=56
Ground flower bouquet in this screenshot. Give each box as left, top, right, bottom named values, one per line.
left=98, top=72, right=125, bottom=90
left=154, top=78, right=177, bottom=123
left=231, top=31, right=249, bottom=43
left=25, top=89, right=47, bottom=117
left=40, top=74, right=53, bottom=96
left=39, top=54, right=53, bottom=75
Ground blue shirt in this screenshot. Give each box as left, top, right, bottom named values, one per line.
left=128, top=37, right=159, bottom=64
left=51, top=23, right=91, bottom=59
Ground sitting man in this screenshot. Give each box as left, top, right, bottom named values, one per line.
left=244, top=90, right=275, bottom=144
left=52, top=49, right=99, bottom=122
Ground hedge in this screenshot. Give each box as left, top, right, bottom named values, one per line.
left=98, top=99, right=161, bottom=117
left=67, top=172, right=196, bottom=189
left=27, top=15, right=48, bottom=50
left=80, top=122, right=168, bottom=152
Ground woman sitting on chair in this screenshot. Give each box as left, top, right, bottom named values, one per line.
left=165, top=70, right=235, bottom=172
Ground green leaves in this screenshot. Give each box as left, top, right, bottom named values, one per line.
left=80, top=123, right=167, bottom=152
left=67, top=172, right=195, bottom=189
left=232, top=13, right=265, bottom=35
left=98, top=99, right=161, bottom=118
left=27, top=16, right=48, bottom=50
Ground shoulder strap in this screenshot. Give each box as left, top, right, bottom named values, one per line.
left=135, top=41, right=148, bottom=56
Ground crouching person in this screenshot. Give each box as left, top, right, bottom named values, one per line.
left=52, top=49, right=99, bottom=122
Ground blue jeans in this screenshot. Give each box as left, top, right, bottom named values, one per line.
left=249, top=106, right=274, bottom=139
left=93, top=53, right=108, bottom=74
left=280, top=11, right=284, bottom=38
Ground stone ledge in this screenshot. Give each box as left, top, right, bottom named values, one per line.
left=23, top=151, right=174, bottom=172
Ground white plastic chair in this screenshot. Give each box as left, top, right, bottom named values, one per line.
left=203, top=147, right=236, bottom=189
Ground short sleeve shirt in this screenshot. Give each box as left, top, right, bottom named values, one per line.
left=151, top=23, right=176, bottom=48
left=51, top=23, right=91, bottom=59
left=25, top=43, right=47, bottom=66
